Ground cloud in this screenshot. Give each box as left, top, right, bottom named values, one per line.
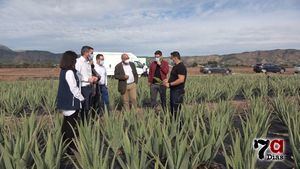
left=0, top=0, right=299, bottom=55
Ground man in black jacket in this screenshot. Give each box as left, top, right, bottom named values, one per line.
left=114, top=53, right=138, bottom=110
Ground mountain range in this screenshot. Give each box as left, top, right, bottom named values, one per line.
left=1, top=44, right=299, bottom=67
left=0, top=44, right=61, bottom=67
left=182, top=49, right=300, bottom=67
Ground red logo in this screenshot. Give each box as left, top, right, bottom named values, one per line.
left=253, top=138, right=285, bottom=160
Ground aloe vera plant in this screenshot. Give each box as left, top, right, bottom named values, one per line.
left=153, top=77, right=163, bottom=85
left=223, top=98, right=271, bottom=169
left=0, top=113, right=42, bottom=169
left=31, top=114, right=66, bottom=169
left=117, top=129, right=152, bottom=169
left=101, top=111, right=125, bottom=153
left=151, top=110, right=193, bottom=169
left=189, top=102, right=232, bottom=167
left=0, top=113, right=4, bottom=169
left=70, top=118, right=111, bottom=169
left=273, top=96, right=300, bottom=168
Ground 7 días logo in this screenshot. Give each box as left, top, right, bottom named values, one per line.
left=253, top=138, right=286, bottom=161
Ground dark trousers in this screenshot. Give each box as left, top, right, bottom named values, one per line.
left=99, top=85, right=110, bottom=113
left=92, top=84, right=100, bottom=113
left=170, top=88, right=185, bottom=118
left=141, top=72, right=148, bottom=77
left=81, top=86, right=92, bottom=121
left=150, top=84, right=167, bottom=111
left=62, top=110, right=79, bottom=154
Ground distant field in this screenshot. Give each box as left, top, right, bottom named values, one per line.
left=0, top=67, right=296, bottom=81
left=0, top=68, right=59, bottom=81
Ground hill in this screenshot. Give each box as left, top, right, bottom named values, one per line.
left=1, top=44, right=299, bottom=67
left=183, top=49, right=300, bottom=67
left=0, top=44, right=61, bottom=67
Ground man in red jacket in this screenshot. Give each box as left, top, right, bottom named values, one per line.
left=148, top=50, right=169, bottom=111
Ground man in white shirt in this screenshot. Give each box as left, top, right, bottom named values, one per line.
left=75, top=46, right=98, bottom=120
left=114, top=53, right=138, bottom=111
left=88, top=47, right=101, bottom=114
left=94, top=54, right=110, bottom=113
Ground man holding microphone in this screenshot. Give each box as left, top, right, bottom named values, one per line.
left=75, top=46, right=99, bottom=121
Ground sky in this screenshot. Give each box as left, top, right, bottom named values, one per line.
left=0, top=0, right=299, bottom=56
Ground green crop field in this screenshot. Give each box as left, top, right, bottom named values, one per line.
left=0, top=75, right=299, bottom=169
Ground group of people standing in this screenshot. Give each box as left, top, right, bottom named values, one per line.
left=56, top=46, right=187, bottom=153
left=148, top=50, right=187, bottom=116
left=56, top=46, right=110, bottom=152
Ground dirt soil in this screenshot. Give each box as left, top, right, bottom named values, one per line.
left=0, top=68, right=60, bottom=81
left=0, top=67, right=296, bottom=81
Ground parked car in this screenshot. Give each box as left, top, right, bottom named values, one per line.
left=201, top=66, right=232, bottom=74
left=295, top=65, right=300, bottom=74
left=253, top=63, right=285, bottom=73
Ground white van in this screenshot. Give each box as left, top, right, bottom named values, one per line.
left=92, top=52, right=145, bottom=76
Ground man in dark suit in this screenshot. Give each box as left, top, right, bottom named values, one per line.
left=114, top=53, right=138, bottom=110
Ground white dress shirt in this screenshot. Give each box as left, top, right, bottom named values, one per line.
left=143, top=65, right=148, bottom=72
left=75, top=56, right=92, bottom=87
left=122, top=63, right=134, bottom=84
left=62, top=70, right=85, bottom=116
left=94, top=64, right=108, bottom=86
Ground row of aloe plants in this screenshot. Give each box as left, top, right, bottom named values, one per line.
left=1, top=75, right=300, bottom=115
left=0, top=102, right=232, bottom=169
left=222, top=98, right=273, bottom=169
left=1, top=99, right=299, bottom=168
left=272, top=96, right=300, bottom=168
left=69, top=102, right=232, bottom=168
left=0, top=113, right=66, bottom=169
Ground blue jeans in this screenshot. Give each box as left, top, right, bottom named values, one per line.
left=99, top=85, right=110, bottom=112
